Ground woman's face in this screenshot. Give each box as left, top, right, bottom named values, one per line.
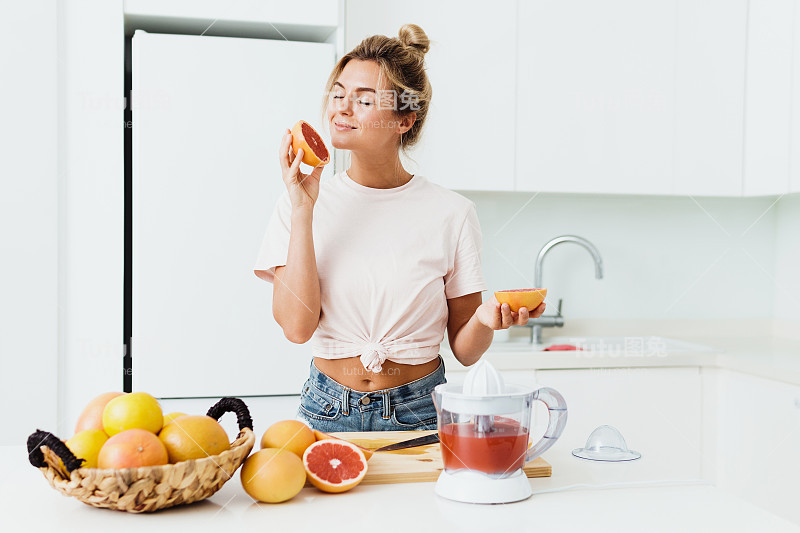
left=326, top=59, right=413, bottom=152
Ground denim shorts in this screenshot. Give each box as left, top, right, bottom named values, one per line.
left=296, top=355, right=446, bottom=432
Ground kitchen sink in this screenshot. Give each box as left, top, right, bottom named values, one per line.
left=488, top=335, right=715, bottom=355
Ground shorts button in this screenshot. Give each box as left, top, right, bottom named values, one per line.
left=361, top=396, right=371, bottom=405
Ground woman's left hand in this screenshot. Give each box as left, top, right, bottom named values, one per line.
left=475, top=295, right=546, bottom=330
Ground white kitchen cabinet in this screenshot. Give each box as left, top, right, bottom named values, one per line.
left=674, top=0, right=747, bottom=197
left=715, top=369, right=800, bottom=525
left=534, top=367, right=703, bottom=480
left=132, top=31, right=335, bottom=398
left=743, top=0, right=795, bottom=196
left=516, top=0, right=675, bottom=195
left=345, top=0, right=516, bottom=192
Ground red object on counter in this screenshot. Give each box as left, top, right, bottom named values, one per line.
left=543, top=344, right=583, bottom=351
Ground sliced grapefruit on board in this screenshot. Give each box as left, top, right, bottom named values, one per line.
left=291, top=120, right=330, bottom=167
left=303, top=439, right=368, bottom=493
left=313, top=429, right=374, bottom=460
left=494, top=288, right=547, bottom=313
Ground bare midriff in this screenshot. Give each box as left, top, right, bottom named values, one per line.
left=313, top=355, right=441, bottom=392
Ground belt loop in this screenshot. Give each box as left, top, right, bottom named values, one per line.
left=382, top=391, right=391, bottom=419
left=342, top=387, right=350, bottom=415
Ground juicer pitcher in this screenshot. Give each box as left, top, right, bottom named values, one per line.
left=432, top=382, right=568, bottom=477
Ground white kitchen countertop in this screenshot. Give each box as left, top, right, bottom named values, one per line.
left=4, top=443, right=799, bottom=533
left=441, top=321, right=800, bottom=386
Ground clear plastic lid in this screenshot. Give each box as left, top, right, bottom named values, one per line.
left=572, top=425, right=641, bottom=461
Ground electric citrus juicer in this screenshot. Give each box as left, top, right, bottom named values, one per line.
left=432, top=360, right=568, bottom=504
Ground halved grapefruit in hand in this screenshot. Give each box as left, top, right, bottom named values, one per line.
left=494, top=288, right=547, bottom=313
left=291, top=120, right=330, bottom=167
left=303, top=439, right=368, bottom=493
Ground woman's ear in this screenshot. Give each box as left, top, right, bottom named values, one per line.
left=396, top=112, right=416, bottom=134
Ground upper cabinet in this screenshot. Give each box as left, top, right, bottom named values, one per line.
left=674, top=0, right=747, bottom=197
left=343, top=0, right=798, bottom=197
left=345, top=0, right=517, bottom=191
left=516, top=1, right=676, bottom=195
left=743, top=0, right=795, bottom=196
left=516, top=0, right=746, bottom=196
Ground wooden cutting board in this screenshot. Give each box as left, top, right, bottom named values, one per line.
left=304, top=430, right=551, bottom=486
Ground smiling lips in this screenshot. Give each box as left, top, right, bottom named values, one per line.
left=334, top=121, right=357, bottom=130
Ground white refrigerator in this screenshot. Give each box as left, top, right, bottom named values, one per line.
left=131, top=30, right=335, bottom=405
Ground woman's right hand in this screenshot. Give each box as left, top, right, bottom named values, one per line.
left=280, top=128, right=324, bottom=211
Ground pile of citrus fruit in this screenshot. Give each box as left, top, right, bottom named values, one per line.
left=240, top=420, right=370, bottom=503
left=65, top=391, right=230, bottom=470
left=68, top=393, right=372, bottom=505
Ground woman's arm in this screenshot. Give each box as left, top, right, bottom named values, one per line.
left=447, top=292, right=546, bottom=366
left=272, top=206, right=321, bottom=343
left=447, top=293, right=492, bottom=366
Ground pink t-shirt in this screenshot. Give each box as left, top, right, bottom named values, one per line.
left=253, top=170, right=487, bottom=373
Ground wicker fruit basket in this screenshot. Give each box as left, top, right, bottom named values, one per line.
left=27, top=397, right=255, bottom=513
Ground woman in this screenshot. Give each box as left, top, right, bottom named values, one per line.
left=254, top=24, right=546, bottom=432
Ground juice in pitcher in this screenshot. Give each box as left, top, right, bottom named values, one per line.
left=439, top=416, right=529, bottom=475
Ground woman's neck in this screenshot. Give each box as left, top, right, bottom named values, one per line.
left=347, top=152, right=413, bottom=189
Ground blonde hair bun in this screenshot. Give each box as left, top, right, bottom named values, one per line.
left=398, top=24, right=430, bottom=56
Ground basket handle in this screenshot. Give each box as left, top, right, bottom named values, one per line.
left=27, top=429, right=84, bottom=473
left=206, top=397, right=253, bottom=431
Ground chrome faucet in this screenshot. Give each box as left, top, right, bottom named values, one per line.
left=528, top=235, right=604, bottom=345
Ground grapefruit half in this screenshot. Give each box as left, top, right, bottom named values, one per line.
left=494, top=288, right=548, bottom=313
left=303, top=439, right=368, bottom=493
left=313, top=429, right=374, bottom=460
left=291, top=120, right=330, bottom=167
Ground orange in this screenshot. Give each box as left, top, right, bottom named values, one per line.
left=240, top=448, right=307, bottom=503
left=162, top=412, right=188, bottom=429
left=313, top=429, right=374, bottom=461
left=303, top=440, right=368, bottom=493
left=97, top=428, right=168, bottom=469
left=74, top=392, right=125, bottom=433
left=291, top=120, right=330, bottom=167
left=494, top=288, right=548, bottom=313
left=261, top=420, right=316, bottom=458
left=63, top=429, right=109, bottom=469
left=158, top=415, right=230, bottom=463
left=102, top=392, right=163, bottom=436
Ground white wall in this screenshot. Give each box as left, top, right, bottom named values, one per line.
left=773, top=193, right=800, bottom=323
left=0, top=1, right=124, bottom=447
left=0, top=1, right=59, bottom=446
left=58, top=0, right=125, bottom=440
left=462, top=191, right=781, bottom=320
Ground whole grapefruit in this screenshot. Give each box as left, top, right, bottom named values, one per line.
left=102, top=392, right=163, bottom=436
left=74, top=392, right=125, bottom=433
left=241, top=448, right=306, bottom=503
left=64, top=429, right=109, bottom=469
left=158, top=415, right=230, bottom=463
left=261, top=420, right=315, bottom=458
left=97, top=428, right=168, bottom=469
